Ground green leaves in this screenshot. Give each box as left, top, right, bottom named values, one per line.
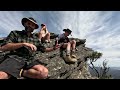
left=88, top=51, right=102, bottom=62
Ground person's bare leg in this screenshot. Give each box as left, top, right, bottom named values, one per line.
left=44, top=33, right=51, bottom=42
left=22, top=65, right=48, bottom=79
left=62, top=43, right=71, bottom=55
left=62, top=43, right=77, bottom=62
left=0, top=71, right=11, bottom=79
left=70, top=40, right=76, bottom=58
left=38, top=33, right=43, bottom=41
left=46, top=33, right=51, bottom=42
left=70, top=40, right=76, bottom=51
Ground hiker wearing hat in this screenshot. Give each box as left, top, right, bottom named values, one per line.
left=0, top=17, right=60, bottom=79
left=55, top=28, right=77, bottom=63
left=38, top=24, right=51, bottom=43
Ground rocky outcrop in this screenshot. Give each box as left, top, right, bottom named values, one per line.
left=0, top=33, right=97, bottom=79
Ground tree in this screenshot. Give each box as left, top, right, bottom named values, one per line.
left=99, top=60, right=112, bottom=79
left=87, top=51, right=112, bottom=79
left=87, top=51, right=102, bottom=77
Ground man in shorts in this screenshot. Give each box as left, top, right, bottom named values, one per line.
left=0, top=17, right=60, bottom=79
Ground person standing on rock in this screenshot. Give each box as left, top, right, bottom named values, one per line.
left=55, top=28, right=77, bottom=63
left=0, top=17, right=60, bottom=79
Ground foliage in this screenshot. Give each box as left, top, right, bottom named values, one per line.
left=88, top=51, right=112, bottom=79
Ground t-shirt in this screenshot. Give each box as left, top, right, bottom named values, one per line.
left=56, top=33, right=70, bottom=44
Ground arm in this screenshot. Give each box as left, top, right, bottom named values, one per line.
left=67, top=37, right=70, bottom=43
left=55, top=37, right=59, bottom=46
left=1, top=31, right=37, bottom=52
left=45, top=27, right=49, bottom=34
left=39, top=25, right=47, bottom=33
left=55, top=34, right=62, bottom=46
left=39, top=28, right=44, bottom=33
left=1, top=43, right=24, bottom=52
left=1, top=31, right=22, bottom=51
left=38, top=28, right=43, bottom=39
left=45, top=45, right=60, bottom=52
left=44, top=47, right=54, bottom=52
left=1, top=42, right=37, bottom=52
left=38, top=43, right=60, bottom=53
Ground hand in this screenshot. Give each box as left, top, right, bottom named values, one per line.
left=42, top=26, right=47, bottom=30
left=23, top=43, right=37, bottom=52
left=55, top=43, right=60, bottom=47
left=53, top=44, right=61, bottom=50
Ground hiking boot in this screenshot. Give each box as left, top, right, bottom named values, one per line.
left=71, top=54, right=76, bottom=58
left=71, top=50, right=77, bottom=58
left=64, top=55, right=77, bottom=63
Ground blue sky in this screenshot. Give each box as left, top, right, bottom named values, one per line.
left=0, top=11, right=120, bottom=67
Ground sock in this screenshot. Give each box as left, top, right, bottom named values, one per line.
left=72, top=49, right=75, bottom=53
left=39, top=39, right=41, bottom=41
left=66, top=50, right=70, bottom=56
left=45, top=40, right=48, bottom=43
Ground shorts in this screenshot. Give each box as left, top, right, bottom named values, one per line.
left=60, top=43, right=67, bottom=50
left=0, top=55, right=41, bottom=79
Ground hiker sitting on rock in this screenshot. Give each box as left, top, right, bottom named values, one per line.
left=0, top=17, right=60, bottom=79
left=55, top=28, right=77, bottom=63
left=38, top=24, right=51, bottom=43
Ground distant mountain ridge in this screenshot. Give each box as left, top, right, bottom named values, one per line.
left=89, top=67, right=120, bottom=79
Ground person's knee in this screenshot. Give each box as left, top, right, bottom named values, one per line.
left=38, top=67, right=48, bottom=79
left=67, top=42, right=71, bottom=46
left=0, top=71, right=10, bottom=79
left=34, top=65, right=48, bottom=79
left=68, top=42, right=71, bottom=45
left=71, top=40, right=76, bottom=44
left=47, top=32, right=50, bottom=36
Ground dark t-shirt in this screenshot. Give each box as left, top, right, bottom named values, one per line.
left=56, top=33, right=70, bottom=44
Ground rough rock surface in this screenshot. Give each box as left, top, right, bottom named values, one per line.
left=0, top=33, right=98, bottom=79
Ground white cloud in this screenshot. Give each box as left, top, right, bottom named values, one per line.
left=0, top=11, right=120, bottom=67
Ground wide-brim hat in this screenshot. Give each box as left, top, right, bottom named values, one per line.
left=63, top=28, right=72, bottom=34
left=21, top=17, right=39, bottom=29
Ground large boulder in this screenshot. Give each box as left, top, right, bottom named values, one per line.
left=0, top=33, right=97, bottom=79
left=33, top=33, right=96, bottom=79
